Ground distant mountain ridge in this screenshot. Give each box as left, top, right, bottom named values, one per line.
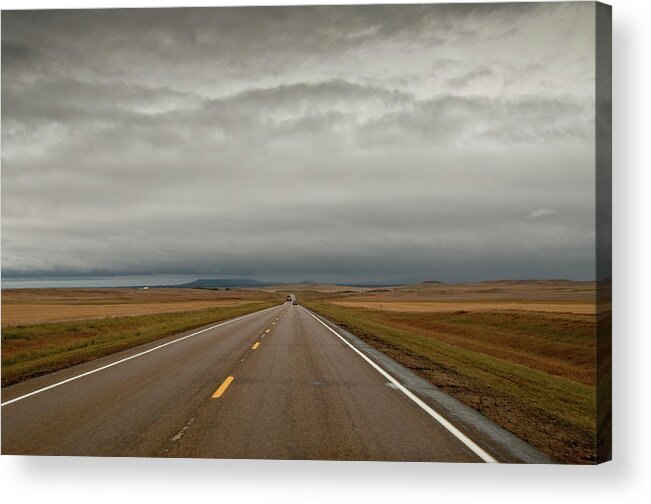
left=168, top=278, right=406, bottom=289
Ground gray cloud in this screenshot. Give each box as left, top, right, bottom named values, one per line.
left=528, top=208, right=561, bottom=219
left=1, top=3, right=597, bottom=285
left=445, top=68, right=495, bottom=88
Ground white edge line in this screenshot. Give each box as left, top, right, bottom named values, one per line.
left=1, top=305, right=280, bottom=407
left=303, top=307, right=498, bottom=464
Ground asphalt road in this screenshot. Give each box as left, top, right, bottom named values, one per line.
left=1, top=302, right=493, bottom=461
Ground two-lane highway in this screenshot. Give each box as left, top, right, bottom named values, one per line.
left=2, top=302, right=489, bottom=461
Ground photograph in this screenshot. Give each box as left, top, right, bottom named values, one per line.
left=1, top=1, right=611, bottom=465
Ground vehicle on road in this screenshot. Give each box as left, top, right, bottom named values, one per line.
left=286, top=295, right=292, bottom=302
left=292, top=300, right=298, bottom=305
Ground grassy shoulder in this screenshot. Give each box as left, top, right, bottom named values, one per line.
left=2, top=300, right=280, bottom=387
left=300, top=295, right=596, bottom=464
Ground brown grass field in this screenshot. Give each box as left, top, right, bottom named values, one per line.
left=1, top=287, right=274, bottom=327
left=298, top=280, right=601, bottom=464
left=332, top=300, right=595, bottom=314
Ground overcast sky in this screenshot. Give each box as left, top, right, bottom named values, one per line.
left=1, top=3, right=597, bottom=286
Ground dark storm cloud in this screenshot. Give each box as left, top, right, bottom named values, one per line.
left=1, top=3, right=597, bottom=283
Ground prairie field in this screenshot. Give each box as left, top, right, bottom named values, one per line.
left=1, top=288, right=282, bottom=386
left=332, top=300, right=595, bottom=314
left=1, top=287, right=275, bottom=327
left=298, top=280, right=601, bottom=464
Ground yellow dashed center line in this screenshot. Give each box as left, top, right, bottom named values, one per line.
left=251, top=342, right=260, bottom=350
left=212, top=376, right=234, bottom=398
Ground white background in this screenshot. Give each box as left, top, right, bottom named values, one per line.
left=0, top=0, right=648, bottom=502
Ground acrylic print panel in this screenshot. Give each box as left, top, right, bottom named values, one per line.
left=0, top=2, right=611, bottom=464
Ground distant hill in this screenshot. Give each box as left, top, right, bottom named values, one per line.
left=173, top=278, right=272, bottom=289
left=168, top=278, right=410, bottom=290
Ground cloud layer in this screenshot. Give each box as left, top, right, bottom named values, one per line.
left=2, top=4, right=597, bottom=284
